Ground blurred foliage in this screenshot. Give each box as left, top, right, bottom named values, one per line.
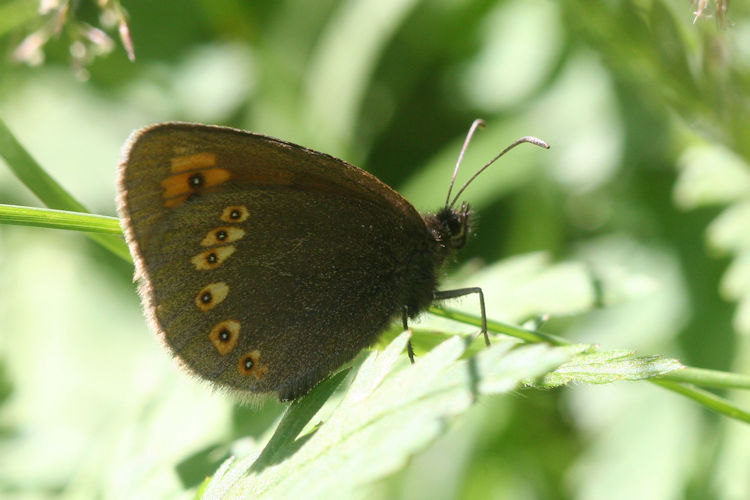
left=1, top=0, right=749, bottom=498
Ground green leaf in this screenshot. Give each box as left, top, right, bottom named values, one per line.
left=249, top=368, right=351, bottom=472
left=674, top=144, right=750, bottom=209
left=707, top=200, right=750, bottom=255
left=201, top=333, right=571, bottom=499
left=537, top=346, right=684, bottom=387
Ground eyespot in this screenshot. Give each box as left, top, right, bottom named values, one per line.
left=188, top=173, right=204, bottom=187
left=221, top=205, right=250, bottom=223
left=237, top=350, right=268, bottom=379
left=194, top=282, right=229, bottom=311
left=191, top=246, right=236, bottom=270
left=200, top=227, right=246, bottom=246
left=209, top=320, right=240, bottom=355
left=161, top=168, right=231, bottom=207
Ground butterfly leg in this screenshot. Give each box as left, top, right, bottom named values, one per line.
left=402, top=306, right=415, bottom=363
left=433, top=287, right=489, bottom=346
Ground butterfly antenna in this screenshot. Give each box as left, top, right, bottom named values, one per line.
left=445, top=119, right=486, bottom=208
left=448, top=135, right=550, bottom=210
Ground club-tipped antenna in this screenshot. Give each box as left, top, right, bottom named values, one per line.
left=448, top=135, right=550, bottom=210
left=445, top=119, right=486, bottom=208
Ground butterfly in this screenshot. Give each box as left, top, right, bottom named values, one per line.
left=117, top=121, right=548, bottom=401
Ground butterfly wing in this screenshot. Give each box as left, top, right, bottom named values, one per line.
left=117, top=123, right=436, bottom=400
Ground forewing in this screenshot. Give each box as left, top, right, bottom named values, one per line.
left=117, top=123, right=430, bottom=397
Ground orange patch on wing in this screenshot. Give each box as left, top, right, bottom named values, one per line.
left=170, top=152, right=217, bottom=172
left=237, top=350, right=268, bottom=379
left=161, top=168, right=231, bottom=199
left=209, top=320, right=240, bottom=355
left=200, top=227, right=246, bottom=246
left=220, top=205, right=250, bottom=223
left=194, top=282, right=229, bottom=311
left=191, top=245, right=236, bottom=270
left=161, top=168, right=231, bottom=209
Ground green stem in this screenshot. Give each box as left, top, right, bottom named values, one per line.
left=429, top=306, right=569, bottom=345
left=431, top=306, right=750, bottom=424
left=0, top=204, right=122, bottom=234
left=0, top=117, right=131, bottom=262
left=651, top=379, right=750, bottom=424
left=657, top=367, right=750, bottom=390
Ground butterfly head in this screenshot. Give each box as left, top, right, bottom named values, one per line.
left=424, top=201, right=472, bottom=253
left=426, top=121, right=549, bottom=260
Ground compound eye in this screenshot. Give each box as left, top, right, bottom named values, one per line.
left=450, top=222, right=467, bottom=248
left=447, top=218, right=462, bottom=235
left=451, top=232, right=467, bottom=249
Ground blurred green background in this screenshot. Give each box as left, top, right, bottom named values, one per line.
left=1, top=0, right=749, bottom=498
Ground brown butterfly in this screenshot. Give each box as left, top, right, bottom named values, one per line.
left=117, top=121, right=547, bottom=401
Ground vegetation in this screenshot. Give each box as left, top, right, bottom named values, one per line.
left=0, top=0, right=748, bottom=498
